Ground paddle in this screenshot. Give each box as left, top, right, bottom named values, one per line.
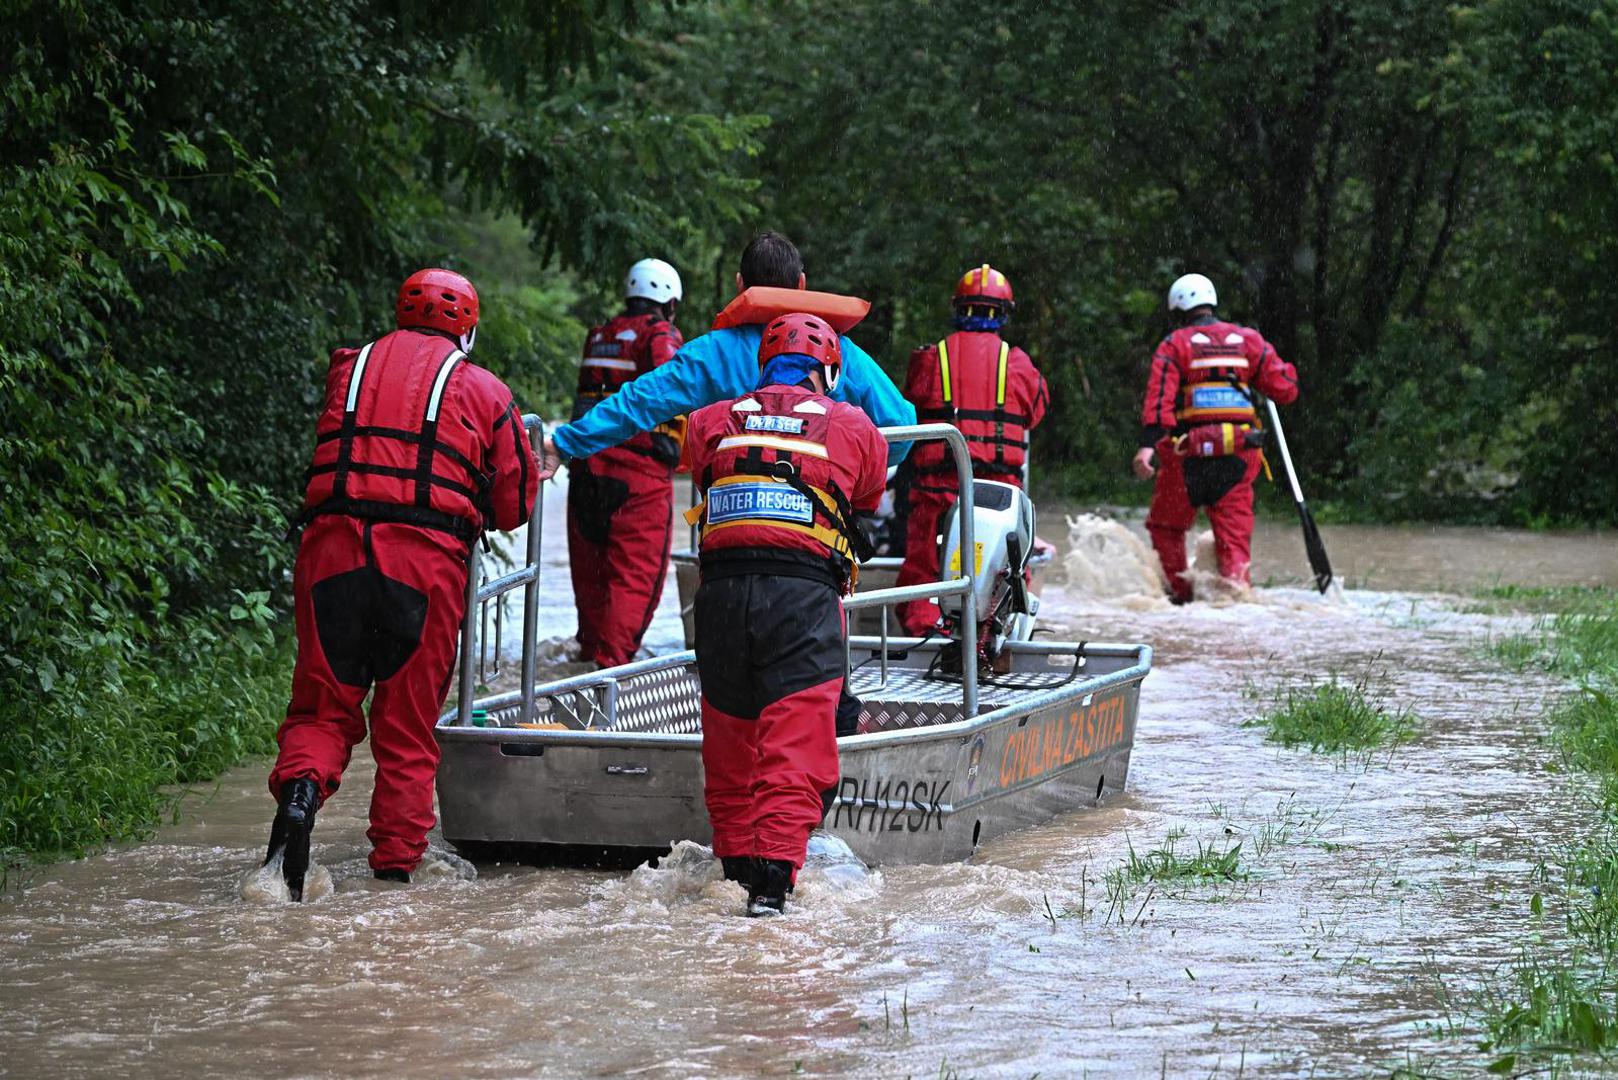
left=1262, top=397, right=1334, bottom=593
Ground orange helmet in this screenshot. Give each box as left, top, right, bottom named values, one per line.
left=953, top=263, right=1015, bottom=313
left=396, top=268, right=480, bottom=345
left=759, top=312, right=843, bottom=391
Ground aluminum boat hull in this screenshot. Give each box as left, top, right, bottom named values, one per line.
left=435, top=637, right=1147, bottom=866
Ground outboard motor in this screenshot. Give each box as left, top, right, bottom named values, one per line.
left=937, top=480, right=1040, bottom=662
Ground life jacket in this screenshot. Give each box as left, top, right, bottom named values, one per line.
left=910, top=331, right=1033, bottom=479
left=573, top=312, right=684, bottom=471
left=298, top=330, right=506, bottom=543
left=1173, top=325, right=1259, bottom=428
left=710, top=286, right=870, bottom=334
left=683, top=388, right=875, bottom=592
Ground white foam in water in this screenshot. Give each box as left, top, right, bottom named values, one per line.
left=415, top=848, right=478, bottom=883
left=1062, top=513, right=1166, bottom=603
left=1182, top=528, right=1253, bottom=605
left=238, top=853, right=334, bottom=904
left=610, top=835, right=876, bottom=912
left=796, top=831, right=878, bottom=900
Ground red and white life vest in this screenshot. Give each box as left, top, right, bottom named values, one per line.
left=300, top=329, right=528, bottom=542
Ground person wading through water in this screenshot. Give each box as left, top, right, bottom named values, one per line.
left=266, top=268, right=538, bottom=899
left=1133, top=272, right=1299, bottom=603
left=682, top=313, right=888, bottom=915
left=566, top=258, right=686, bottom=668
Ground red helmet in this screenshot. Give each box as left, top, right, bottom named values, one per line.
left=759, top=312, right=843, bottom=391
left=396, top=268, right=480, bottom=340
left=953, top=263, right=1015, bottom=312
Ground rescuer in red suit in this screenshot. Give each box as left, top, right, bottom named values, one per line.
left=264, top=268, right=539, bottom=900
left=683, top=313, right=888, bottom=916
left=894, top=264, right=1048, bottom=635
left=567, top=258, right=685, bottom=667
left=1132, top=272, right=1299, bottom=603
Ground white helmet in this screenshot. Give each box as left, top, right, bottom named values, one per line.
left=625, top=258, right=682, bottom=304
left=1167, top=273, right=1218, bottom=312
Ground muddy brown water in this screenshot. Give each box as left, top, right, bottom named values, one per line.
left=3, top=490, right=1614, bottom=1077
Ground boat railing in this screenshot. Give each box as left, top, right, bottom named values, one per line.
left=450, top=419, right=984, bottom=728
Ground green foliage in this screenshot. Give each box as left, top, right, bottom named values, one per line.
left=1250, top=680, right=1418, bottom=754
left=642, top=0, right=1618, bottom=525
left=0, top=0, right=761, bottom=864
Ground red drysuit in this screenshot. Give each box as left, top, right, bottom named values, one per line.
left=894, top=330, right=1048, bottom=634
left=566, top=311, right=684, bottom=667
left=271, top=328, right=538, bottom=872
left=684, top=382, right=887, bottom=871
left=1139, top=317, right=1299, bottom=602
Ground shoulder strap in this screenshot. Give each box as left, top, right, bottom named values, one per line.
left=332, top=340, right=377, bottom=500
left=414, top=346, right=464, bottom=506
left=995, top=341, right=1009, bottom=407
left=937, top=338, right=953, bottom=406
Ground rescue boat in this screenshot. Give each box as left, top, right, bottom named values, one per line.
left=434, top=421, right=1151, bottom=867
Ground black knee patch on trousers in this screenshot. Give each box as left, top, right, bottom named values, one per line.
left=311, top=566, right=429, bottom=688
left=1184, top=456, right=1248, bottom=509
left=568, top=465, right=630, bottom=547
left=695, top=574, right=844, bottom=720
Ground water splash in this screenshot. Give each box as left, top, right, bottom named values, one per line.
left=1180, top=528, right=1253, bottom=605
left=238, top=854, right=334, bottom=904
left=1061, top=513, right=1165, bottom=604
left=416, top=849, right=479, bottom=883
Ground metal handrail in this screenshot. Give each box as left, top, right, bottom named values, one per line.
left=450, top=418, right=987, bottom=725
left=455, top=415, right=546, bottom=728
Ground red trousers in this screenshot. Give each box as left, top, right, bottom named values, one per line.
left=695, top=571, right=843, bottom=870
left=893, top=488, right=955, bottom=635
left=566, top=460, right=673, bottom=667
left=269, top=516, right=467, bottom=872
left=1146, top=443, right=1262, bottom=603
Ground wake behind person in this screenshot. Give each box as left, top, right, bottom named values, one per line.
left=264, top=269, right=539, bottom=900
left=538, top=231, right=916, bottom=480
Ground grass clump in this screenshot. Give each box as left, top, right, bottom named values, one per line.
left=1476, top=951, right=1618, bottom=1062
left=1109, top=828, right=1248, bottom=889
left=1251, top=679, right=1417, bottom=754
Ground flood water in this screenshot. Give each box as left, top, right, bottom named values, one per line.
left=3, top=481, right=1614, bottom=1077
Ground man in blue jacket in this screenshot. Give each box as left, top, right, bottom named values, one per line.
left=538, top=232, right=915, bottom=478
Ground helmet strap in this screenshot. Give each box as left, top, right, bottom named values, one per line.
left=823, top=364, right=840, bottom=393
left=459, top=325, right=477, bottom=353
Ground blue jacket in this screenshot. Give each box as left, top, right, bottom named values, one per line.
left=551, top=325, right=916, bottom=468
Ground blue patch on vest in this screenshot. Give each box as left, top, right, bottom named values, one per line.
left=743, top=414, right=806, bottom=434
left=1189, top=385, right=1250, bottom=412
left=707, top=482, right=814, bottom=526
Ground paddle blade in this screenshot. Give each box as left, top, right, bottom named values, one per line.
left=1297, top=502, right=1334, bottom=593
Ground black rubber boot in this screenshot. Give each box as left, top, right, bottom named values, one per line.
left=720, top=856, right=755, bottom=890
left=263, top=778, right=321, bottom=902
left=373, top=868, right=410, bottom=884
left=746, top=858, right=794, bottom=917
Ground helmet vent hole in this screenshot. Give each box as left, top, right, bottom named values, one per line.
left=442, top=291, right=458, bottom=302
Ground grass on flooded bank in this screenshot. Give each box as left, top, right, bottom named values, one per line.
left=0, top=608, right=291, bottom=883
left=1460, top=590, right=1618, bottom=1068
left=1245, top=676, right=1419, bottom=755
left=1483, top=591, right=1618, bottom=680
